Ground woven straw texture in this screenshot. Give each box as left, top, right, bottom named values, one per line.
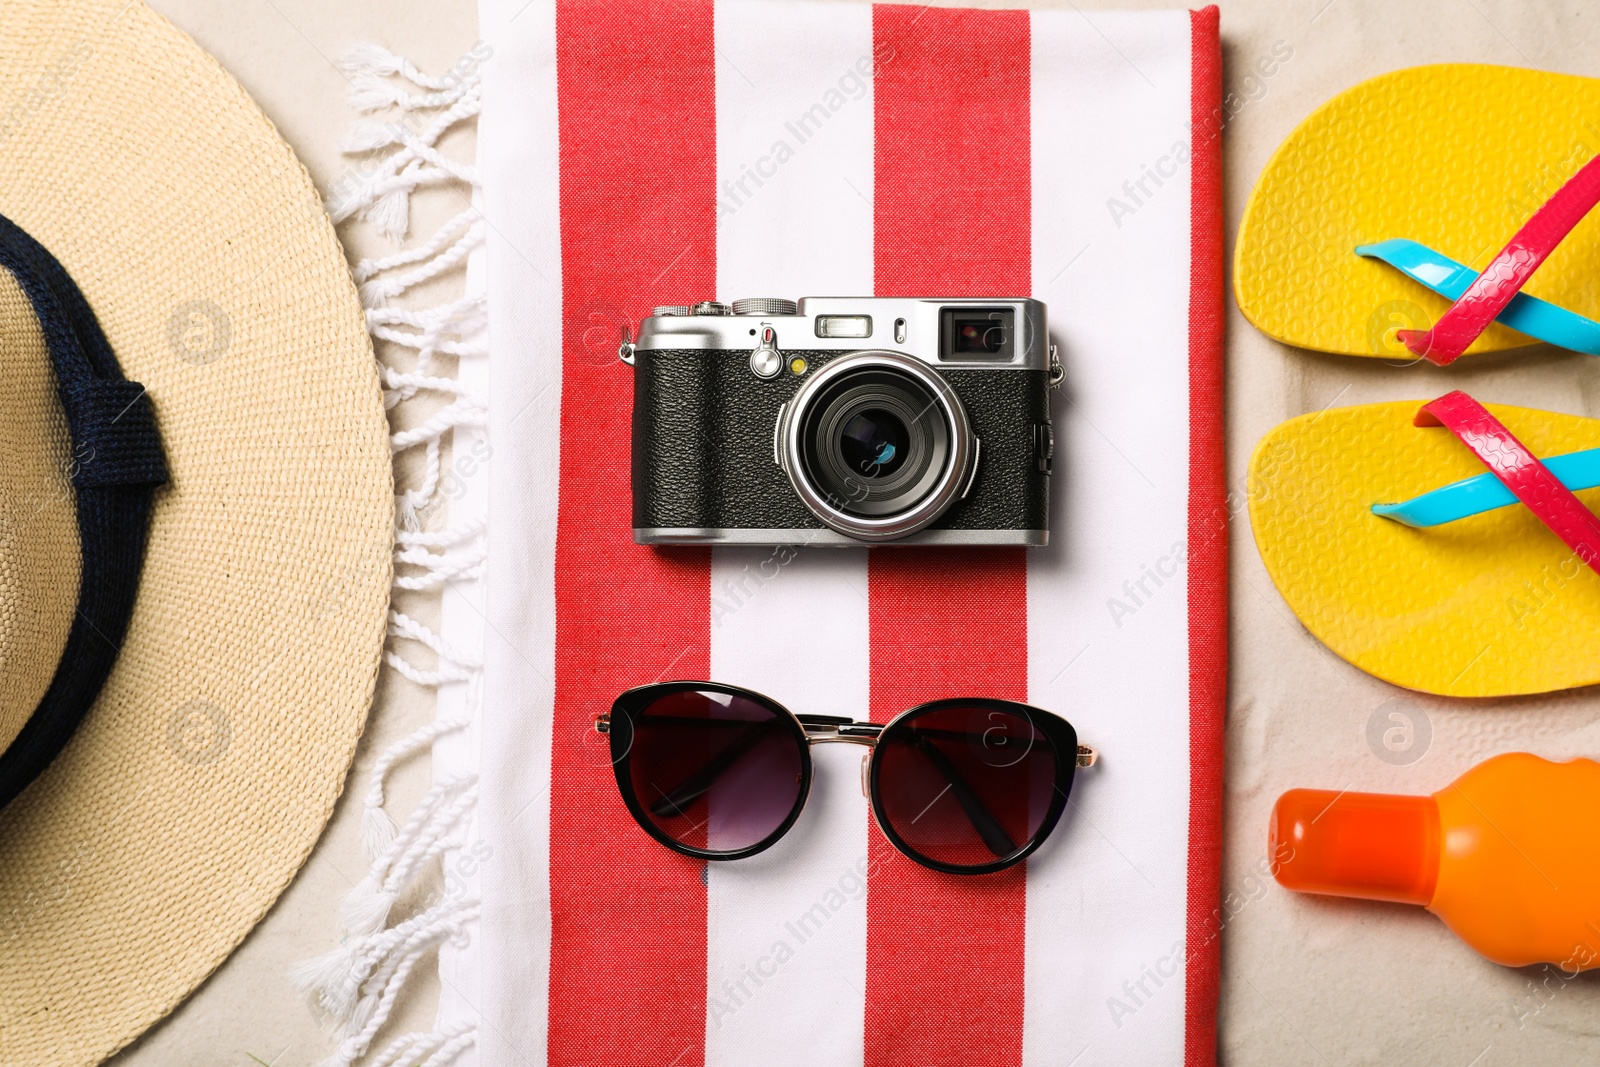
left=0, top=1, right=392, bottom=1063
left=0, top=270, right=79, bottom=755
left=1234, top=64, right=1600, bottom=358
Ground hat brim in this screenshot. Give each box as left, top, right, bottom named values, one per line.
left=0, top=2, right=391, bottom=1063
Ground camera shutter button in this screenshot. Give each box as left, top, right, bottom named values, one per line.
left=750, top=325, right=783, bottom=379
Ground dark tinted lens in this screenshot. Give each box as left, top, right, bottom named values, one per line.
left=874, top=705, right=1059, bottom=869
left=840, top=408, right=909, bottom=477
left=797, top=366, right=951, bottom=518
left=625, top=689, right=804, bottom=854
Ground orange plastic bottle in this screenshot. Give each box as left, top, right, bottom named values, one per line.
left=1270, top=753, right=1600, bottom=970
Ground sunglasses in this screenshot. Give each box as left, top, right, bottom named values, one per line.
left=595, top=681, right=1098, bottom=875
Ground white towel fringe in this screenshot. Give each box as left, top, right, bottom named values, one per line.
left=391, top=399, right=489, bottom=454
left=357, top=210, right=484, bottom=305
left=326, top=86, right=482, bottom=238
left=341, top=774, right=478, bottom=935
left=298, top=896, right=481, bottom=1065
left=363, top=1021, right=477, bottom=1067
left=296, top=43, right=486, bottom=1065
left=394, top=538, right=487, bottom=591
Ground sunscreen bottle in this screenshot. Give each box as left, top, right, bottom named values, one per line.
left=1270, top=753, right=1600, bottom=969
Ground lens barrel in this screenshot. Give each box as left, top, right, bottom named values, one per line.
left=778, top=351, right=975, bottom=541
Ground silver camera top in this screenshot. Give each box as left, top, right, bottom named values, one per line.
left=632, top=296, right=1053, bottom=375
left=627, top=295, right=1056, bottom=546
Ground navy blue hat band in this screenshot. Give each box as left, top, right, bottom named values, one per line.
left=0, top=214, right=167, bottom=811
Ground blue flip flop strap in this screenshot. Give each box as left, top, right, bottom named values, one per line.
left=1355, top=238, right=1600, bottom=356
left=1373, top=446, right=1600, bottom=527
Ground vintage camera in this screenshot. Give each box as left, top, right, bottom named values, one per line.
left=626, top=297, right=1057, bottom=546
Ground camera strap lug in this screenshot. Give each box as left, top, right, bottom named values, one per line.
left=1048, top=343, right=1064, bottom=388
left=618, top=324, right=636, bottom=365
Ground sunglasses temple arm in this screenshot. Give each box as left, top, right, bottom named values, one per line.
left=909, top=736, right=1018, bottom=858
left=646, top=719, right=781, bottom=819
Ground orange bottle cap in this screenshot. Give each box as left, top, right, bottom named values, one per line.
left=1269, top=788, right=1440, bottom=906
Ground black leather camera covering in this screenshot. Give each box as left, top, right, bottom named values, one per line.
left=632, top=348, right=1050, bottom=536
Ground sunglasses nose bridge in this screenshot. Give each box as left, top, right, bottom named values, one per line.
left=799, top=715, right=882, bottom=745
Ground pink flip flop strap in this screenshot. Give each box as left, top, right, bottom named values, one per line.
left=1415, top=391, right=1600, bottom=573
left=1399, top=152, right=1600, bottom=365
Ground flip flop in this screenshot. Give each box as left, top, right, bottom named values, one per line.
left=1249, top=392, right=1600, bottom=697
left=1235, top=64, right=1600, bottom=362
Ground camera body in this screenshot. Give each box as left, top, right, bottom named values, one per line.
left=629, top=297, right=1056, bottom=546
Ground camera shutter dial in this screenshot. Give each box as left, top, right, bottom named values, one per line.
left=690, top=301, right=731, bottom=316
left=731, top=298, right=798, bottom=316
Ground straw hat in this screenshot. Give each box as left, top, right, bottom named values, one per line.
left=0, top=1, right=392, bottom=1062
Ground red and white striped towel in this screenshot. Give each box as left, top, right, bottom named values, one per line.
left=461, top=2, right=1223, bottom=1064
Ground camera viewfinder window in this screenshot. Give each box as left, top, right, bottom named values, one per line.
left=940, top=307, right=1015, bottom=360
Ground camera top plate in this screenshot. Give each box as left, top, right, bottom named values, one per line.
left=632, top=296, right=1050, bottom=373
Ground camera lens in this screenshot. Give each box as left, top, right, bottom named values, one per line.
left=799, top=368, right=945, bottom=518
left=840, top=409, right=909, bottom=478
left=779, top=351, right=975, bottom=540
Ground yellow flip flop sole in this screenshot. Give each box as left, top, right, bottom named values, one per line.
left=1236, top=64, right=1600, bottom=359
left=1250, top=400, right=1600, bottom=696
